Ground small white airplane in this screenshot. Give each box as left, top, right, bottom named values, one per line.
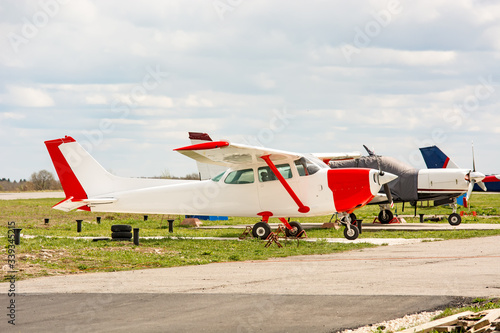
left=45, top=136, right=397, bottom=240
left=329, top=145, right=489, bottom=226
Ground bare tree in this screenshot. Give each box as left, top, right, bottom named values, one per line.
left=30, top=170, right=55, bottom=191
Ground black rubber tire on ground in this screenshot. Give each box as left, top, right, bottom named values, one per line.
left=378, top=210, right=393, bottom=224
left=252, top=222, right=272, bottom=240
left=111, top=224, right=132, bottom=232
left=448, top=213, right=462, bottom=226
left=111, top=231, right=133, bottom=239
left=343, top=224, right=359, bottom=241
left=111, top=238, right=133, bottom=241
left=285, top=221, right=303, bottom=237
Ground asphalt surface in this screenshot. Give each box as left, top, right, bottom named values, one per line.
left=2, top=236, right=499, bottom=332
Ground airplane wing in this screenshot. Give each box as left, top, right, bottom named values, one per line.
left=312, top=152, right=361, bottom=164
left=188, top=132, right=228, bottom=180
left=175, top=141, right=302, bottom=167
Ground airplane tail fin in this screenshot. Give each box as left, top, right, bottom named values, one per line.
left=419, top=145, right=459, bottom=169
left=44, top=136, right=115, bottom=210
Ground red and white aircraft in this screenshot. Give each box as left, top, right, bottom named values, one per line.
left=45, top=136, right=397, bottom=240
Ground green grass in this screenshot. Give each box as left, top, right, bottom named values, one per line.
left=433, top=298, right=500, bottom=319
left=0, top=234, right=376, bottom=281
left=1, top=193, right=500, bottom=281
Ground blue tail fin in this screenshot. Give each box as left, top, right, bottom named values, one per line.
left=419, top=146, right=459, bottom=169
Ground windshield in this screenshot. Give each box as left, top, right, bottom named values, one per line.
left=295, top=156, right=326, bottom=176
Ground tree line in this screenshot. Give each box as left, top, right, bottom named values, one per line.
left=0, top=170, right=62, bottom=191
left=0, top=169, right=201, bottom=192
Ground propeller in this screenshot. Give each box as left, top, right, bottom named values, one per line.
left=363, top=145, right=394, bottom=208
left=464, top=142, right=486, bottom=208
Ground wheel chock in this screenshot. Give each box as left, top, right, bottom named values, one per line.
left=239, top=226, right=253, bottom=240
left=265, top=232, right=283, bottom=248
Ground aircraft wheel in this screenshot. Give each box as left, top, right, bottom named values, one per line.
left=448, top=213, right=461, bottom=226
left=252, top=222, right=271, bottom=239
left=378, top=210, right=393, bottom=224
left=343, top=224, right=359, bottom=240
left=285, top=221, right=303, bottom=237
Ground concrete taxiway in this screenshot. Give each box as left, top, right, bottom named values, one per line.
left=1, top=236, right=499, bottom=332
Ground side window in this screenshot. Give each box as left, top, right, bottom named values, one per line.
left=258, top=164, right=292, bottom=182
left=224, top=169, right=255, bottom=184
left=295, top=158, right=320, bottom=176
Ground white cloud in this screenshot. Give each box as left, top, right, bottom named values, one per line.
left=0, top=112, right=25, bottom=120
left=1, top=0, right=500, bottom=180
left=1, top=85, right=54, bottom=107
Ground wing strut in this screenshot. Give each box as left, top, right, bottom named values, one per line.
left=260, top=155, right=310, bottom=213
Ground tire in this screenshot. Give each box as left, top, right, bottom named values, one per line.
left=378, top=210, right=393, bottom=224
left=111, top=238, right=132, bottom=242
left=343, top=224, right=359, bottom=241
left=448, top=213, right=461, bottom=226
left=285, top=221, right=303, bottom=237
left=111, top=224, right=132, bottom=232
left=252, top=222, right=272, bottom=240
left=111, top=231, right=133, bottom=239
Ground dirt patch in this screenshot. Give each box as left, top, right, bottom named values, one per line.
left=1, top=248, right=75, bottom=280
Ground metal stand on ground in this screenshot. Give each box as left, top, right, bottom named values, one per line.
left=372, top=216, right=402, bottom=224
left=13, top=228, right=22, bottom=245
left=265, top=228, right=283, bottom=248
left=133, top=228, right=139, bottom=245
left=167, top=219, right=174, bottom=233
left=76, top=220, right=83, bottom=232
left=239, top=226, right=253, bottom=239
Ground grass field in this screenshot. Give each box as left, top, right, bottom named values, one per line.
left=1, top=193, right=499, bottom=281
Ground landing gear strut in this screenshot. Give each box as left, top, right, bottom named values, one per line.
left=448, top=200, right=461, bottom=226
left=340, top=212, right=360, bottom=241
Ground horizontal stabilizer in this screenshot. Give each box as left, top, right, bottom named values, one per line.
left=53, top=197, right=117, bottom=212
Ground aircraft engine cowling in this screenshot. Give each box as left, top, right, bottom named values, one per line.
left=327, top=168, right=397, bottom=213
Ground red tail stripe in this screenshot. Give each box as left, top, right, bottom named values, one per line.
left=443, top=157, right=450, bottom=168
left=44, top=136, right=88, bottom=201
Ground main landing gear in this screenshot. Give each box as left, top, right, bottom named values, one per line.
left=251, top=218, right=305, bottom=240
left=378, top=209, right=394, bottom=224
left=252, top=222, right=272, bottom=239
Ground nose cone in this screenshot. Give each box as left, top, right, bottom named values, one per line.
left=469, top=171, right=485, bottom=182
left=379, top=172, right=398, bottom=185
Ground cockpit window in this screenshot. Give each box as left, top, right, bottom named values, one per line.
left=211, top=171, right=225, bottom=182
left=295, top=157, right=321, bottom=176
left=258, top=164, right=292, bottom=182
left=224, top=169, right=255, bottom=184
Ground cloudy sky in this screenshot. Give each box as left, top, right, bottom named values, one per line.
left=1, top=0, right=500, bottom=181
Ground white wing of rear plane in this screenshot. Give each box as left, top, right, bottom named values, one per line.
left=312, top=152, right=362, bottom=164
